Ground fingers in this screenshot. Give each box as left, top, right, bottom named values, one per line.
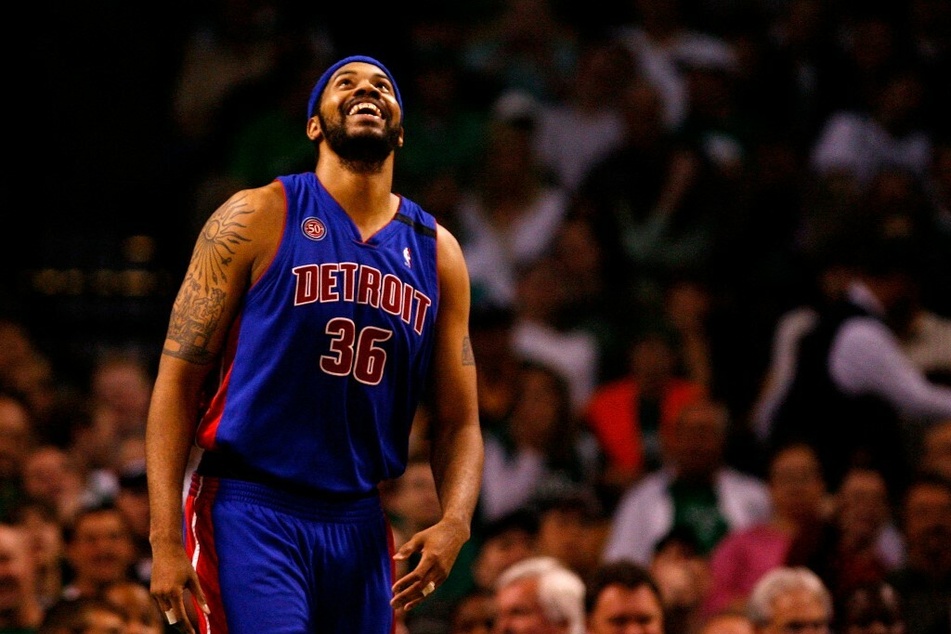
left=155, top=598, right=195, bottom=634
left=154, top=584, right=207, bottom=634
left=188, top=577, right=212, bottom=616
left=392, top=534, right=421, bottom=561
left=390, top=576, right=440, bottom=612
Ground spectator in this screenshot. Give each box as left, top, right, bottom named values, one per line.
left=21, top=446, right=90, bottom=527
left=531, top=41, right=633, bottom=194
left=699, top=611, right=755, bottom=634
left=456, top=91, right=569, bottom=309
left=746, top=567, right=833, bottom=634
left=548, top=214, right=634, bottom=385
left=611, top=0, right=735, bottom=131
left=761, top=233, right=951, bottom=496
left=1, top=350, right=58, bottom=432
left=806, top=466, right=903, bottom=600
left=0, top=394, right=34, bottom=522
left=480, top=360, right=602, bottom=524
left=532, top=488, right=606, bottom=581
left=10, top=499, right=65, bottom=611
left=468, top=303, right=521, bottom=433
left=886, top=474, right=951, bottom=634
left=43, top=395, right=122, bottom=508
left=61, top=504, right=137, bottom=601
left=649, top=527, right=712, bottom=634
left=509, top=257, right=601, bottom=415
left=603, top=399, right=771, bottom=565
left=0, top=318, right=39, bottom=393
left=88, top=352, right=153, bottom=441
left=583, top=328, right=706, bottom=506
left=471, top=508, right=539, bottom=594
left=493, top=555, right=585, bottom=634
left=835, top=580, right=905, bottom=634
left=662, top=278, right=715, bottom=394
left=573, top=77, right=703, bottom=299
left=102, top=580, right=164, bottom=634
left=810, top=66, right=932, bottom=191
left=446, top=587, right=496, bottom=634
left=0, top=523, right=44, bottom=630
left=584, top=560, right=665, bottom=634
left=703, top=442, right=828, bottom=618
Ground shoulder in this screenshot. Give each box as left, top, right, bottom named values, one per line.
left=209, top=181, right=286, bottom=226
left=202, top=181, right=286, bottom=267
left=435, top=223, right=468, bottom=273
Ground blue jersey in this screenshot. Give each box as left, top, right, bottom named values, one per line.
left=195, top=172, right=439, bottom=496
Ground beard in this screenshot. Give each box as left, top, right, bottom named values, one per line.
left=318, top=109, right=401, bottom=172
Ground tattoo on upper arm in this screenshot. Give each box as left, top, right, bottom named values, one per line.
left=165, top=281, right=224, bottom=364
left=164, top=196, right=253, bottom=364
left=462, top=336, right=475, bottom=366
left=190, top=196, right=253, bottom=293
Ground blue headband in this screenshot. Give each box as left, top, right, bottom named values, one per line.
left=306, top=55, right=403, bottom=122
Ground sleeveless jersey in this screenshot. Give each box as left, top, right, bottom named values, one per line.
left=194, top=172, right=439, bottom=496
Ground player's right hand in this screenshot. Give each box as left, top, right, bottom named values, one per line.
left=150, top=541, right=210, bottom=634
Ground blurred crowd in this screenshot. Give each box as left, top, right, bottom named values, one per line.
left=4, top=0, right=951, bottom=632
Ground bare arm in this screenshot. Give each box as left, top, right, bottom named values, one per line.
left=146, top=185, right=283, bottom=630
left=391, top=224, right=484, bottom=611
left=429, top=225, right=484, bottom=531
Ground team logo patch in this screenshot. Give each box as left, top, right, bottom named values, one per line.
left=403, top=247, right=412, bottom=268
left=301, top=217, right=327, bottom=241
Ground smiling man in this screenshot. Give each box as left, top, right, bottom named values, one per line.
left=145, top=55, right=484, bottom=634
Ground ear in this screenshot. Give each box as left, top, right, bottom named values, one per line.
left=306, top=117, right=323, bottom=142
left=397, top=126, right=405, bottom=148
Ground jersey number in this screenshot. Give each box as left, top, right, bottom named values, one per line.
left=320, top=318, right=393, bottom=385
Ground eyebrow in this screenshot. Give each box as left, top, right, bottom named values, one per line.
left=332, top=69, right=391, bottom=85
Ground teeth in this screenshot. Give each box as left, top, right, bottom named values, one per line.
left=348, top=102, right=382, bottom=117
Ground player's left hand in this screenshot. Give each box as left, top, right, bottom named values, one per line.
left=390, top=517, right=469, bottom=611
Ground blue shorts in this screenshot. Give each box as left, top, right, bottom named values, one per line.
left=185, top=475, right=395, bottom=633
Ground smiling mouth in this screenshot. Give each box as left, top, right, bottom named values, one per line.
left=347, top=101, right=383, bottom=119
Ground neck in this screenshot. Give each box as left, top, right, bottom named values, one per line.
left=316, top=155, right=397, bottom=237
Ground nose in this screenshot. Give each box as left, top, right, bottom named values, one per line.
left=354, top=77, right=381, bottom=97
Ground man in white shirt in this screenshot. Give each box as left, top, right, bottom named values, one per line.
left=762, top=235, right=951, bottom=495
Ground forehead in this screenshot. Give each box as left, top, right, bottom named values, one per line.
left=771, top=589, right=828, bottom=620
left=497, top=577, right=539, bottom=606
left=329, top=62, right=390, bottom=86
left=594, top=584, right=663, bottom=614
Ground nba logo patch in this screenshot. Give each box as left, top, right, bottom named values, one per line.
left=301, top=217, right=327, bottom=241
left=403, top=247, right=412, bottom=268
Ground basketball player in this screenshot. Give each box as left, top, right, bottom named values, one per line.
left=146, top=55, right=484, bottom=634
